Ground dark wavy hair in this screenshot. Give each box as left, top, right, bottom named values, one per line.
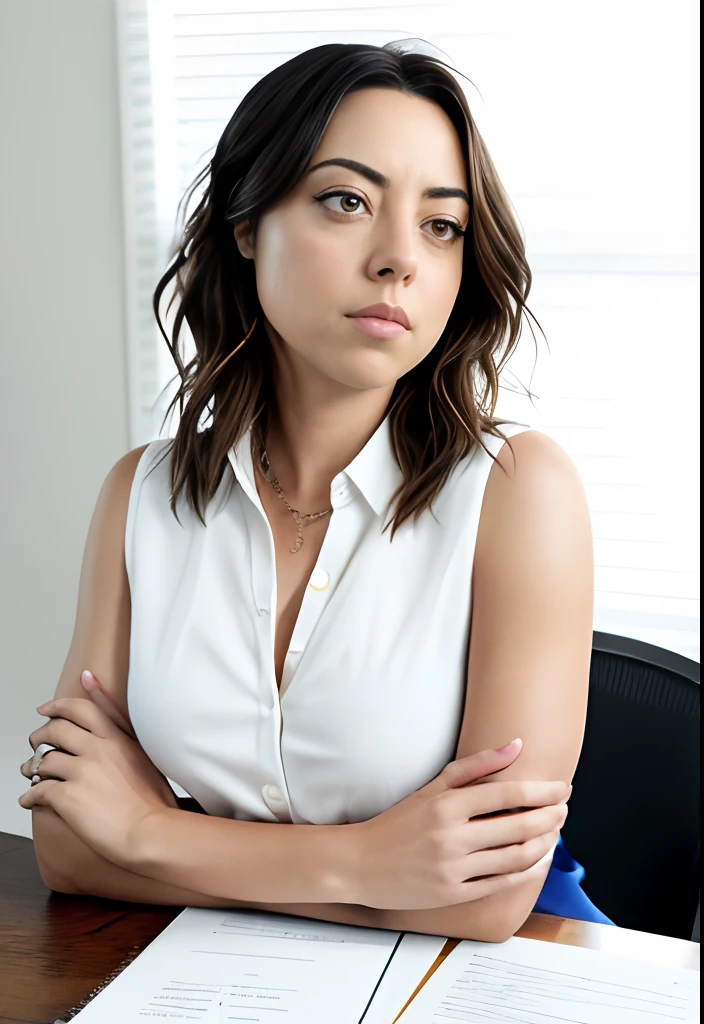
left=152, top=41, right=542, bottom=536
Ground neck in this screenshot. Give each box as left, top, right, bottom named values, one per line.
left=260, top=350, right=394, bottom=507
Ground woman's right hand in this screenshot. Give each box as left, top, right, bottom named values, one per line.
left=354, top=738, right=570, bottom=910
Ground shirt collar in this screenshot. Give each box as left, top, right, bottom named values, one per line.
left=227, top=426, right=261, bottom=513
left=341, top=414, right=403, bottom=519
left=227, top=414, right=403, bottom=521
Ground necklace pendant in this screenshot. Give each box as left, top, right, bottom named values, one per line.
left=258, top=445, right=332, bottom=556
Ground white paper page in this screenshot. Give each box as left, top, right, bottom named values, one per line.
left=397, top=934, right=700, bottom=1024
left=361, top=932, right=447, bottom=1024
left=72, top=907, right=401, bottom=1024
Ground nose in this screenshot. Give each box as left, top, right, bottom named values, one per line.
left=367, top=216, right=418, bottom=283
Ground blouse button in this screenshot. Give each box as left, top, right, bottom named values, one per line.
left=261, top=784, right=291, bottom=821
left=309, top=568, right=330, bottom=591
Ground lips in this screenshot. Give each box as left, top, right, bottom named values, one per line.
left=346, top=302, right=411, bottom=330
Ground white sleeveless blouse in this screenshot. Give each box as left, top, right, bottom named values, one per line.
left=126, top=416, right=532, bottom=826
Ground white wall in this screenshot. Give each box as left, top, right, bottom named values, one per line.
left=0, top=0, right=130, bottom=837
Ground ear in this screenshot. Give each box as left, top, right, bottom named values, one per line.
left=233, top=219, right=255, bottom=259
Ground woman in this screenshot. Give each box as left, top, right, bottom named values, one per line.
left=20, top=42, right=612, bottom=937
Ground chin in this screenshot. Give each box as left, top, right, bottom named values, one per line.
left=325, top=353, right=411, bottom=392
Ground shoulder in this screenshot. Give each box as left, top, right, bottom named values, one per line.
left=96, top=443, right=153, bottom=519
left=81, top=445, right=155, bottom=568
left=108, top=443, right=153, bottom=489
left=99, top=440, right=174, bottom=516
left=488, top=427, right=581, bottom=487
left=90, top=441, right=177, bottom=558
left=476, top=429, right=592, bottom=577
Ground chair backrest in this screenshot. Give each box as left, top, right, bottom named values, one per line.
left=561, top=631, right=700, bottom=940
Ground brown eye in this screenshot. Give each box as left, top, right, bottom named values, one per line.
left=430, top=220, right=451, bottom=238
left=339, top=194, right=362, bottom=213
left=427, top=219, right=465, bottom=243
left=314, top=191, right=367, bottom=216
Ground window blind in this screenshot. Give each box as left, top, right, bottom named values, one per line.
left=115, top=0, right=700, bottom=660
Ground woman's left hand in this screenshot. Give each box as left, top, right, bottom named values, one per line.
left=19, top=696, right=176, bottom=869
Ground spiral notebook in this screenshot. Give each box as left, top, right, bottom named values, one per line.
left=61, top=906, right=699, bottom=1024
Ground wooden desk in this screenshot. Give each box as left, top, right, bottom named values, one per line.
left=0, top=831, right=698, bottom=1024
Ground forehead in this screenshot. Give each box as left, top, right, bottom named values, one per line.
left=310, top=87, right=467, bottom=190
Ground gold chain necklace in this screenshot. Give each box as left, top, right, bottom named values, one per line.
left=258, top=447, right=333, bottom=554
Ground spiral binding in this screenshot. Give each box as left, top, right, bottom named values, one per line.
left=52, top=946, right=143, bottom=1022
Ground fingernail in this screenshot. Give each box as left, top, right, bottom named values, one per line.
left=81, top=670, right=94, bottom=687
left=36, top=704, right=47, bottom=713
left=496, top=738, right=521, bottom=754
left=568, top=785, right=573, bottom=796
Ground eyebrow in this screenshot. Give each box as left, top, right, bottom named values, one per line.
left=306, top=158, right=470, bottom=207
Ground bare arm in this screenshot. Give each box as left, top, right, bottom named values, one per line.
left=443, top=428, right=593, bottom=934
left=28, top=430, right=587, bottom=942
left=33, top=802, right=528, bottom=941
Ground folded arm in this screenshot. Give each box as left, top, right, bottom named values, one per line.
left=33, top=806, right=541, bottom=943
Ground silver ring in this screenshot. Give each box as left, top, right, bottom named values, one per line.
left=31, top=774, right=42, bottom=786
left=30, top=742, right=59, bottom=775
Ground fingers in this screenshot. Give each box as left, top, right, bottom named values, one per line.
left=450, top=778, right=571, bottom=820
left=464, top=829, right=560, bottom=880
left=34, top=696, right=120, bottom=739
left=27, top=718, right=92, bottom=758
left=81, top=671, right=136, bottom=739
left=20, top=750, right=77, bottom=783
left=440, top=740, right=523, bottom=790
left=452, top=845, right=556, bottom=905
left=18, top=777, right=61, bottom=811
left=463, top=802, right=568, bottom=852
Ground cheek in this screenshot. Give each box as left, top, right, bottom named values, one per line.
left=422, top=262, right=462, bottom=339
left=437, top=254, right=463, bottom=305
left=255, top=217, right=347, bottom=325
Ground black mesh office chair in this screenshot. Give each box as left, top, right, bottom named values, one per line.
left=561, top=631, right=700, bottom=941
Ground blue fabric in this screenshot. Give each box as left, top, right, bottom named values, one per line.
left=533, top=835, right=615, bottom=925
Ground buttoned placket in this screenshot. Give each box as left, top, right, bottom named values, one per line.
left=228, top=443, right=290, bottom=820
left=278, top=472, right=359, bottom=697
left=228, top=441, right=366, bottom=823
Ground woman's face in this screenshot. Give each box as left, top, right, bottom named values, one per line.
left=234, top=86, right=469, bottom=392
